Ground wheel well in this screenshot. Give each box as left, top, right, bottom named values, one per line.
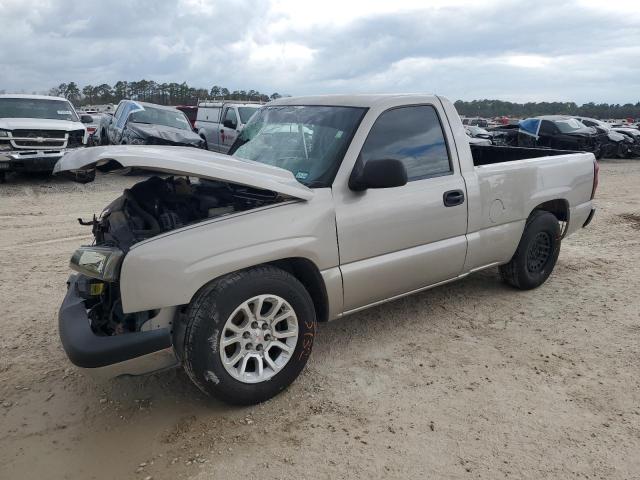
left=531, top=199, right=569, bottom=222
left=269, top=258, right=329, bottom=323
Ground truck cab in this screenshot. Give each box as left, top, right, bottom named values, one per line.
left=195, top=101, right=261, bottom=153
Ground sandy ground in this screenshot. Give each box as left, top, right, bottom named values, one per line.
left=0, top=162, right=639, bottom=480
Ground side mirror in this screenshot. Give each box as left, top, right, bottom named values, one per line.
left=349, top=159, right=408, bottom=191
left=223, top=119, right=237, bottom=130
left=80, top=114, right=94, bottom=124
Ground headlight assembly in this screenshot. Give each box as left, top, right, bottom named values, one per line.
left=0, top=130, right=9, bottom=137
left=69, top=246, right=124, bottom=281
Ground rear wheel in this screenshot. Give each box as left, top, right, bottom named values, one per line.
left=183, top=266, right=316, bottom=405
left=499, top=211, right=561, bottom=290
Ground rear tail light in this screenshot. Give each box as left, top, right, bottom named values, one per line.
left=87, top=127, right=96, bottom=134
left=591, top=159, right=599, bottom=199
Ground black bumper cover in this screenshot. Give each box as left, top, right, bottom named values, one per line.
left=59, top=275, right=171, bottom=368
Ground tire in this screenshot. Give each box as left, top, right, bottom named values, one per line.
left=183, top=266, right=316, bottom=405
left=100, top=129, right=109, bottom=146
left=499, top=210, right=561, bottom=290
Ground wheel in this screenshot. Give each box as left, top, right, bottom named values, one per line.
left=499, top=211, right=561, bottom=290
left=100, top=129, right=109, bottom=146
left=183, top=266, right=316, bottom=405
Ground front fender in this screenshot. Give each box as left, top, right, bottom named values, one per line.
left=119, top=189, right=338, bottom=313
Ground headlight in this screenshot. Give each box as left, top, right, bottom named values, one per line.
left=69, top=246, right=124, bottom=281
left=0, top=130, right=9, bottom=137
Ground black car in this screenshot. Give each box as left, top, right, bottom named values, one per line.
left=518, top=116, right=606, bottom=158
left=575, top=117, right=631, bottom=158
left=101, top=100, right=205, bottom=148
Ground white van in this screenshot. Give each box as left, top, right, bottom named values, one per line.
left=195, top=101, right=262, bottom=153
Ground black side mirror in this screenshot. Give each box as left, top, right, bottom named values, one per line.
left=349, top=159, right=408, bottom=191
left=223, top=119, right=237, bottom=129
left=80, top=114, right=94, bottom=124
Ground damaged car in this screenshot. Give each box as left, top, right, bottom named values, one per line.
left=574, top=116, right=632, bottom=158
left=100, top=100, right=204, bottom=148
left=518, top=116, right=606, bottom=158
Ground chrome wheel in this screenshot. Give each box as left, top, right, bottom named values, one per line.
left=219, top=294, right=299, bottom=383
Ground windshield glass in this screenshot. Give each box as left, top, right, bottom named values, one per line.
left=230, top=105, right=366, bottom=187
left=554, top=118, right=584, bottom=133
left=129, top=106, right=191, bottom=130
left=238, top=107, right=260, bottom=124
left=0, top=98, right=79, bottom=121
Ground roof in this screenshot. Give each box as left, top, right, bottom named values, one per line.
left=125, top=100, right=180, bottom=111
left=269, top=93, right=437, bottom=108
left=0, top=93, right=68, bottom=101
left=534, top=115, right=574, bottom=121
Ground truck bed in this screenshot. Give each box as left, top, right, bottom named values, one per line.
left=471, top=144, right=577, bottom=166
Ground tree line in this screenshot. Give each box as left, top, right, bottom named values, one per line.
left=454, top=99, right=640, bottom=120
left=49, top=80, right=283, bottom=106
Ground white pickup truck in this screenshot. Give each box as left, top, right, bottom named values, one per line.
left=54, top=94, right=597, bottom=405
left=0, top=94, right=90, bottom=181
left=194, top=101, right=261, bottom=153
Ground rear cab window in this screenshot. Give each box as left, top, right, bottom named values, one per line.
left=359, top=105, right=452, bottom=181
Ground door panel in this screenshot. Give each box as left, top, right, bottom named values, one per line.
left=336, top=175, right=468, bottom=311
left=219, top=108, right=239, bottom=153
left=334, top=104, right=468, bottom=312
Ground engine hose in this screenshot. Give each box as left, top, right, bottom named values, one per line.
left=123, top=189, right=161, bottom=236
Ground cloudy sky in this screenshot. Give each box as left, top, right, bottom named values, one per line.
left=1, top=0, right=639, bottom=104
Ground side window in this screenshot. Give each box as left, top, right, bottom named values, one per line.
left=223, top=108, right=238, bottom=127
left=113, top=102, right=125, bottom=120
left=359, top=105, right=452, bottom=181
left=539, top=120, right=556, bottom=135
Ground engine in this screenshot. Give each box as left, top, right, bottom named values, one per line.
left=88, top=175, right=281, bottom=251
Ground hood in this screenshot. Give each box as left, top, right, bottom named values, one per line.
left=564, top=126, right=598, bottom=137
left=0, top=118, right=84, bottom=131
left=127, top=122, right=202, bottom=145
left=607, top=131, right=626, bottom=142
left=53, top=145, right=314, bottom=201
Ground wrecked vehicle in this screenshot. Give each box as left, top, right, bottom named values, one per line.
left=612, top=127, right=640, bottom=157
left=574, top=116, right=632, bottom=158
left=518, top=116, right=606, bottom=158
left=0, top=94, right=90, bottom=181
left=100, top=100, right=204, bottom=148
left=55, top=95, right=597, bottom=405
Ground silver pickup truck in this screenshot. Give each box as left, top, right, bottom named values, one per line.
left=54, top=94, right=597, bottom=405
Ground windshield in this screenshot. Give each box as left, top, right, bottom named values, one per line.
left=129, top=105, right=191, bottom=130
left=230, top=105, right=366, bottom=187
left=0, top=98, right=79, bottom=122
left=554, top=118, right=585, bottom=133
left=238, top=106, right=260, bottom=124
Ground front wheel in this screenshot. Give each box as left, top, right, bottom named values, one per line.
left=183, top=266, right=316, bottom=405
left=499, top=211, right=561, bottom=290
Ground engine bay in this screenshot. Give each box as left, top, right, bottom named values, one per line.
left=77, top=175, right=286, bottom=336
left=87, top=175, right=283, bottom=252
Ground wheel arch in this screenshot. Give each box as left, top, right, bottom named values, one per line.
left=530, top=198, right=569, bottom=224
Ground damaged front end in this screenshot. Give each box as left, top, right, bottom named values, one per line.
left=55, top=146, right=312, bottom=377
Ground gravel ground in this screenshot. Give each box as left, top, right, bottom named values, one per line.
left=0, top=161, right=639, bottom=480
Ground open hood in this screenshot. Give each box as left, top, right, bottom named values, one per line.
left=53, top=145, right=314, bottom=200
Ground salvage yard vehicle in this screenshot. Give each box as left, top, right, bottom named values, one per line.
left=612, top=127, right=640, bottom=157
left=518, top=116, right=606, bottom=158
left=100, top=100, right=204, bottom=148
left=195, top=101, right=261, bottom=153
left=55, top=94, right=598, bottom=405
left=0, top=94, right=90, bottom=181
left=574, top=116, right=632, bottom=158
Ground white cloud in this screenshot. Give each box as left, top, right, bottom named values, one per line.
left=0, top=0, right=638, bottom=103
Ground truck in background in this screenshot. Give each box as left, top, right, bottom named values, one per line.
left=195, top=101, right=262, bottom=153
left=0, top=94, right=91, bottom=181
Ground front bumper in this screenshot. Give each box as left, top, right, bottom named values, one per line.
left=58, top=274, right=178, bottom=378
left=0, top=148, right=82, bottom=173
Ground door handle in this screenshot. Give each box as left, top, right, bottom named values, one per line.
left=443, top=189, right=465, bottom=207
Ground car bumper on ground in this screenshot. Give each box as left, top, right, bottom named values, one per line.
left=58, top=274, right=179, bottom=378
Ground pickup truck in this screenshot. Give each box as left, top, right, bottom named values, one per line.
left=0, top=94, right=91, bottom=181
left=54, top=94, right=597, bottom=405
left=194, top=101, right=261, bottom=153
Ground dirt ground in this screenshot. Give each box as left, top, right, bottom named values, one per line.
left=0, top=161, right=639, bottom=480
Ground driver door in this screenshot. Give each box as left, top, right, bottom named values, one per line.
left=220, top=107, right=239, bottom=153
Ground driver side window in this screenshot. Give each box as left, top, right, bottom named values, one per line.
left=223, top=108, right=238, bottom=128
left=359, top=105, right=452, bottom=181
